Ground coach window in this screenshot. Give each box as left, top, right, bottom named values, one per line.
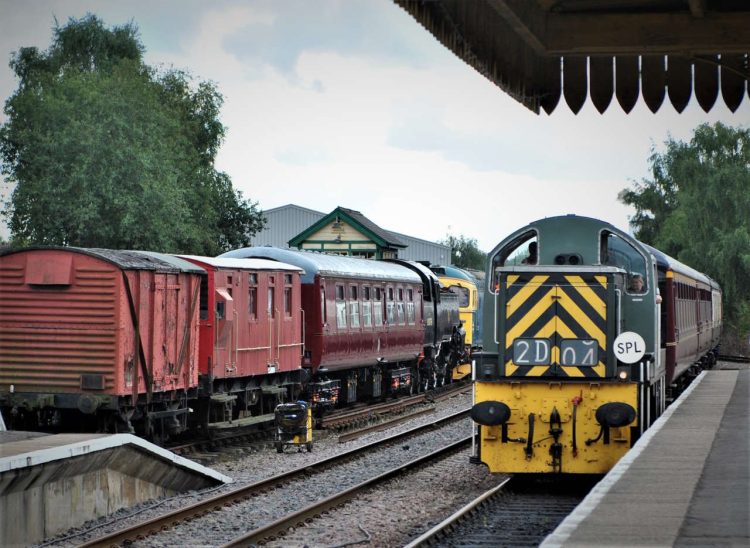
left=335, top=285, right=347, bottom=329
left=386, top=287, right=395, bottom=324
left=320, top=287, right=327, bottom=324
left=373, top=287, right=383, bottom=326
left=268, top=276, right=275, bottom=319
left=362, top=286, right=372, bottom=327
left=602, top=232, right=648, bottom=294
left=284, top=276, right=292, bottom=317
left=349, top=286, right=360, bottom=328
left=395, top=288, right=405, bottom=325
left=248, top=273, right=258, bottom=320
left=406, top=288, right=415, bottom=325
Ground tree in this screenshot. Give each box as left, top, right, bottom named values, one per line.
left=619, top=123, right=750, bottom=351
left=440, top=234, right=486, bottom=270
left=0, top=14, right=264, bottom=254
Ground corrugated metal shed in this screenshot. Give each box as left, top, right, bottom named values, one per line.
left=251, top=204, right=324, bottom=248
left=250, top=204, right=452, bottom=265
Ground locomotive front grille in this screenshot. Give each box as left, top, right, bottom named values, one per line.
left=502, top=273, right=608, bottom=378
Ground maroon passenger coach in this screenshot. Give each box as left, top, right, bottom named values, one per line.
left=219, top=247, right=427, bottom=406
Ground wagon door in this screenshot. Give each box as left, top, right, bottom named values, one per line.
left=502, top=272, right=608, bottom=379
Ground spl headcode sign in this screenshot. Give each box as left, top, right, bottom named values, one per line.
left=614, top=331, right=646, bottom=364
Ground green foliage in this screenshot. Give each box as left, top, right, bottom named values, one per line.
left=0, top=14, right=264, bottom=255
left=619, top=123, right=750, bottom=349
left=440, top=234, right=486, bottom=270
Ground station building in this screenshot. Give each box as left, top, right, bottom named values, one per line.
left=250, top=204, right=452, bottom=266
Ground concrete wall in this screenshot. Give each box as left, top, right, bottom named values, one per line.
left=0, top=445, right=221, bottom=546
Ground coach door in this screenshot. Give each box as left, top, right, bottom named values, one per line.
left=503, top=273, right=607, bottom=379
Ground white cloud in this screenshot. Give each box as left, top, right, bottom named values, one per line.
left=1, top=1, right=748, bottom=248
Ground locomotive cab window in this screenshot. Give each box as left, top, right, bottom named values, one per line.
left=449, top=284, right=470, bottom=307
left=491, top=230, right=538, bottom=290
left=601, top=232, right=648, bottom=294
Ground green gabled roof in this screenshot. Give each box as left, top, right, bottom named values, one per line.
left=288, top=206, right=406, bottom=248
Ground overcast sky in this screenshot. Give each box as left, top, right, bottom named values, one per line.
left=1, top=0, right=748, bottom=249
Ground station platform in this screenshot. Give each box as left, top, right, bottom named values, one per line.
left=543, top=364, right=749, bottom=547
left=0, top=431, right=232, bottom=546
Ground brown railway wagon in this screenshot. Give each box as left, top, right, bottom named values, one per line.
left=0, top=247, right=203, bottom=437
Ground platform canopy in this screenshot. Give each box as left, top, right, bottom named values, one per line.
left=395, top=0, right=750, bottom=114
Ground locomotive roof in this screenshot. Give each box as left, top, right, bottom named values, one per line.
left=0, top=247, right=206, bottom=274
left=219, top=247, right=421, bottom=284
left=178, top=255, right=304, bottom=273
left=430, top=264, right=476, bottom=283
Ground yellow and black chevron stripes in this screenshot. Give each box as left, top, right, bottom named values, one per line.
left=503, top=273, right=608, bottom=378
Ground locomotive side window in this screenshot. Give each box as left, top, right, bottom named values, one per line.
left=602, top=232, right=648, bottom=294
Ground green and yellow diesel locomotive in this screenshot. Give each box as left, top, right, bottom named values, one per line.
left=471, top=215, right=721, bottom=474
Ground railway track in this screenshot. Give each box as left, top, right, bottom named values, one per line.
left=77, top=408, right=471, bottom=547
left=163, top=381, right=471, bottom=458
left=405, top=476, right=597, bottom=547
left=223, top=437, right=472, bottom=547
left=320, top=380, right=470, bottom=429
